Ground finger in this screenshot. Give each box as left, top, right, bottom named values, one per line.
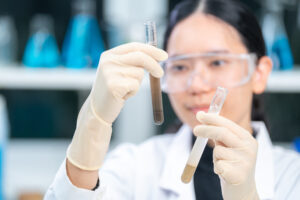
left=108, top=66, right=144, bottom=83
left=108, top=42, right=168, bottom=61
left=214, top=159, right=226, bottom=175
left=213, top=145, right=238, bottom=161
left=114, top=51, right=164, bottom=78
left=110, top=77, right=140, bottom=100
left=196, top=111, right=250, bottom=139
left=214, top=160, right=245, bottom=185
left=193, top=125, right=240, bottom=148
left=215, top=140, right=226, bottom=147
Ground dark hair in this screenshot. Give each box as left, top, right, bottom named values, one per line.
left=163, top=0, right=268, bottom=126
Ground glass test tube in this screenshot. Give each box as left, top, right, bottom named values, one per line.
left=145, top=21, right=164, bottom=125
left=181, top=87, right=228, bottom=183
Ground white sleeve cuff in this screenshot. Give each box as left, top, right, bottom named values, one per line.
left=51, top=159, right=106, bottom=200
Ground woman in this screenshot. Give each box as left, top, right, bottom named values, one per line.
left=45, top=0, right=300, bottom=199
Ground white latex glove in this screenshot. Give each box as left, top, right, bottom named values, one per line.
left=67, top=42, right=168, bottom=170
left=193, top=111, right=260, bottom=200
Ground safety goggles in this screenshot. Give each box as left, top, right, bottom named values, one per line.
left=160, top=52, right=257, bottom=93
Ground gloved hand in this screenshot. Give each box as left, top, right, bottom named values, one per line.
left=193, top=111, right=260, bottom=200
left=67, top=42, right=168, bottom=170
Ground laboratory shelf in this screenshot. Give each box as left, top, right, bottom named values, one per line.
left=0, top=65, right=300, bottom=92
left=266, top=68, right=300, bottom=93
left=0, top=65, right=96, bottom=90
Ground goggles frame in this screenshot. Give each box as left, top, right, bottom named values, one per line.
left=160, top=52, right=257, bottom=93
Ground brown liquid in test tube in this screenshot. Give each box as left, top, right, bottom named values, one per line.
left=145, top=21, right=164, bottom=125
left=181, top=164, right=197, bottom=183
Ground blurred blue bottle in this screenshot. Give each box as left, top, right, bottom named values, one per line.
left=23, top=15, right=60, bottom=68
left=0, top=96, right=9, bottom=200
left=261, top=0, right=293, bottom=70
left=0, top=16, right=18, bottom=65
left=62, top=0, right=105, bottom=69
left=294, top=137, right=300, bottom=153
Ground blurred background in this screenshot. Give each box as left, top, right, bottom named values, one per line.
left=0, top=0, right=299, bottom=199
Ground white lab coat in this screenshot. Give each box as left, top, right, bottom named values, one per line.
left=44, top=121, right=300, bottom=200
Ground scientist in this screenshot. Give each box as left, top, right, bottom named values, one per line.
left=44, top=0, right=300, bottom=199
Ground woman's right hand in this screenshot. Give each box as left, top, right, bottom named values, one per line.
left=91, top=42, right=168, bottom=124
left=66, top=43, right=167, bottom=179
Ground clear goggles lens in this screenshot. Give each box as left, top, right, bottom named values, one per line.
left=160, top=53, right=257, bottom=93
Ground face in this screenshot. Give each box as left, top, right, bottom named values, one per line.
left=166, top=13, right=271, bottom=131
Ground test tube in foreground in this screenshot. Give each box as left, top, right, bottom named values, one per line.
left=145, top=21, right=164, bottom=125
left=181, top=87, right=228, bottom=183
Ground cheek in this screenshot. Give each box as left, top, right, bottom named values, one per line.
left=168, top=93, right=185, bottom=116
left=168, top=93, right=199, bottom=128
left=220, top=83, right=253, bottom=124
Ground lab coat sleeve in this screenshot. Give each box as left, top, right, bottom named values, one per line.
left=288, top=178, right=300, bottom=200
left=272, top=146, right=300, bottom=200
left=282, top=157, right=300, bottom=200
left=44, top=144, right=138, bottom=200
left=43, top=159, right=106, bottom=200
left=98, top=143, right=138, bottom=199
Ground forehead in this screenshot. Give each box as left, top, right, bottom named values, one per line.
left=167, top=13, right=248, bottom=56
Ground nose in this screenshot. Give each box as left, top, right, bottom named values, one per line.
left=186, top=66, right=213, bottom=95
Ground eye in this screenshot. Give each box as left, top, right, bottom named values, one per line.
left=170, top=65, right=188, bottom=72
left=210, top=59, right=226, bottom=67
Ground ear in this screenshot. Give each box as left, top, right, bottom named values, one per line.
left=252, top=56, right=273, bottom=94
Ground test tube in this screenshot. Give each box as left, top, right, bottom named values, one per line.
left=181, top=87, right=228, bottom=183
left=145, top=21, right=164, bottom=125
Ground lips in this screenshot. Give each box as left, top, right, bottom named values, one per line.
left=188, top=105, right=210, bottom=115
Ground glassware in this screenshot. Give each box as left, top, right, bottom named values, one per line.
left=61, top=0, right=105, bottom=69
left=261, top=0, right=294, bottom=70
left=23, top=14, right=60, bottom=68
left=0, top=16, right=17, bottom=65
left=0, top=96, right=9, bottom=200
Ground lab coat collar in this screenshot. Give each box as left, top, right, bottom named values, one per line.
left=159, top=122, right=275, bottom=199
left=252, top=121, right=275, bottom=199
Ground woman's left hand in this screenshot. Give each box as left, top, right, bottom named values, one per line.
left=193, top=111, right=260, bottom=200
